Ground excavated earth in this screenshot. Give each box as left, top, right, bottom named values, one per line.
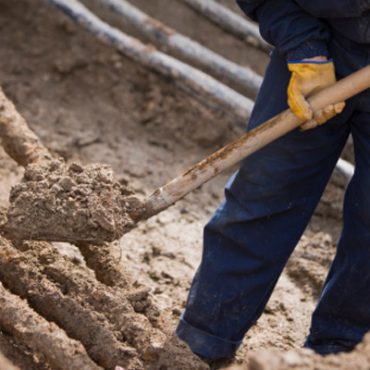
left=4, top=160, right=144, bottom=243
left=0, top=0, right=367, bottom=369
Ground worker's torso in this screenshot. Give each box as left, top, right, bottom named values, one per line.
left=295, top=0, right=370, bottom=45
left=326, top=15, right=370, bottom=45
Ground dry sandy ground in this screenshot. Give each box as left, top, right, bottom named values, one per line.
left=0, top=0, right=364, bottom=369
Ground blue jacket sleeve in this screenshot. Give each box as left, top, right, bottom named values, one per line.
left=237, top=0, right=331, bottom=60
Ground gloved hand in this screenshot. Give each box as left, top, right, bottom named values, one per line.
left=287, top=59, right=345, bottom=130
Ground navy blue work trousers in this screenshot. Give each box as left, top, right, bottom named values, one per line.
left=176, top=36, right=370, bottom=359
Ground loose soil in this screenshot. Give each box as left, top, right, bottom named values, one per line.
left=0, top=279, right=101, bottom=370
left=4, top=160, right=144, bottom=244
left=244, top=333, right=370, bottom=370
left=0, top=0, right=365, bottom=369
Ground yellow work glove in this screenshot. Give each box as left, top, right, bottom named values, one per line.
left=287, top=60, right=345, bottom=130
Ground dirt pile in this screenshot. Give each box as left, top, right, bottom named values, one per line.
left=244, top=333, right=370, bottom=370
left=0, top=236, right=208, bottom=370
left=0, top=279, right=101, bottom=370
left=4, top=160, right=144, bottom=244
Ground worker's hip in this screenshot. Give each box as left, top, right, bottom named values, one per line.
left=329, top=32, right=370, bottom=111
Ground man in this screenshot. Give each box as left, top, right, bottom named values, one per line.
left=176, top=0, right=370, bottom=361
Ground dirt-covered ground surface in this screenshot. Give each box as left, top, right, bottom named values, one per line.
left=0, top=0, right=366, bottom=369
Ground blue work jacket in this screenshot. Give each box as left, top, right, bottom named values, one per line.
left=237, top=0, right=370, bottom=59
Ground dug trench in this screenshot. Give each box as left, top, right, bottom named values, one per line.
left=0, top=0, right=367, bottom=369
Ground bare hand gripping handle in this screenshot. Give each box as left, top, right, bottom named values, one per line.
left=143, top=65, right=370, bottom=218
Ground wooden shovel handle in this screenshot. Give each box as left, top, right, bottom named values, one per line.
left=143, top=65, right=370, bottom=218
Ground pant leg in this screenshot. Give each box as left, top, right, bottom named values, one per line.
left=176, top=50, right=352, bottom=360
left=306, top=110, right=370, bottom=355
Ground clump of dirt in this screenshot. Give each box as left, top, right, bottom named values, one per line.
left=73, top=241, right=161, bottom=325
left=0, top=280, right=101, bottom=370
left=0, top=237, right=144, bottom=370
left=155, top=334, right=209, bottom=370
left=0, top=235, right=209, bottom=370
left=4, top=159, right=145, bottom=244
left=245, top=333, right=370, bottom=370
left=77, top=242, right=132, bottom=287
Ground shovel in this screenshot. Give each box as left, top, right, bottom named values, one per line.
left=3, top=65, right=370, bottom=244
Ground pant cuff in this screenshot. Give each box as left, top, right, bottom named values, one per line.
left=304, top=338, right=355, bottom=355
left=176, top=316, right=241, bottom=360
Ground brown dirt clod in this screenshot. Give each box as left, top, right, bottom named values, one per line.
left=0, top=236, right=144, bottom=370
left=0, top=237, right=208, bottom=370
left=18, top=240, right=166, bottom=365
left=3, top=160, right=145, bottom=244
left=0, top=281, right=102, bottom=370
left=245, top=333, right=370, bottom=370
left=75, top=241, right=161, bottom=325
